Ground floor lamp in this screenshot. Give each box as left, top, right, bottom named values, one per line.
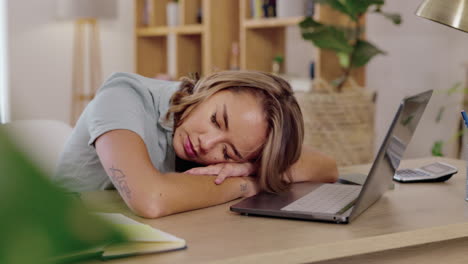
left=57, top=0, right=117, bottom=125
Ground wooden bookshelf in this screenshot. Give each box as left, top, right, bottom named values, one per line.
left=136, top=27, right=170, bottom=37
left=135, top=0, right=239, bottom=79
left=243, top=17, right=304, bottom=29
left=136, top=25, right=204, bottom=37
left=174, top=25, right=204, bottom=35
left=240, top=0, right=291, bottom=73
left=239, top=0, right=365, bottom=86
left=135, top=0, right=365, bottom=85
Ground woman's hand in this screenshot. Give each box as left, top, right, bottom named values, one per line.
left=185, top=162, right=256, bottom=184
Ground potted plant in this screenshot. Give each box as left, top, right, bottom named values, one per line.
left=296, top=0, right=401, bottom=165
left=299, top=0, right=401, bottom=91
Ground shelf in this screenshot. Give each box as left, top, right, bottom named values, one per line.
left=176, top=34, right=202, bottom=78
left=243, top=17, right=304, bottom=29
left=137, top=27, right=170, bottom=37
left=135, top=0, right=239, bottom=79
left=136, top=25, right=204, bottom=37
left=174, top=24, right=204, bottom=35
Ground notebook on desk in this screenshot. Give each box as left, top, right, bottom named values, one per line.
left=231, top=90, right=433, bottom=224
left=96, top=213, right=186, bottom=259
left=52, top=213, right=186, bottom=262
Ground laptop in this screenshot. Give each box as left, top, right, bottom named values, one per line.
left=231, top=90, right=433, bottom=224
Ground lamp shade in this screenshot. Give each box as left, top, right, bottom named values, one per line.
left=416, top=0, right=468, bottom=33
left=57, top=0, right=117, bottom=20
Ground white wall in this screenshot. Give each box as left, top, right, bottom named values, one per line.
left=0, top=0, right=8, bottom=123
left=285, top=26, right=314, bottom=79
left=284, top=1, right=468, bottom=159
left=8, top=0, right=134, bottom=124
left=367, top=0, right=468, bottom=158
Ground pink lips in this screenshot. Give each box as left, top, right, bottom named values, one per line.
left=184, top=136, right=197, bottom=159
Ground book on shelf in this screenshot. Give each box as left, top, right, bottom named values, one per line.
left=251, top=0, right=277, bottom=19
left=141, top=0, right=153, bottom=26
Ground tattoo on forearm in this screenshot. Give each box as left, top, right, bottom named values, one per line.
left=109, top=166, right=132, bottom=199
left=240, top=183, right=248, bottom=192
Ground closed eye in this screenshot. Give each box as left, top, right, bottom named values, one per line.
left=211, top=112, right=221, bottom=128
left=223, top=145, right=231, bottom=161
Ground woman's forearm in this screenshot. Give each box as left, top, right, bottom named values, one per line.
left=95, top=129, right=252, bottom=219
left=151, top=172, right=250, bottom=218
left=105, top=164, right=251, bottom=219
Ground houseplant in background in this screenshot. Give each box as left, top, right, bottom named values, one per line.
left=431, top=82, right=466, bottom=157
left=296, top=0, right=401, bottom=165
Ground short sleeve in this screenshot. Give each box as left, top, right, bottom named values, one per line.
left=85, top=80, right=147, bottom=146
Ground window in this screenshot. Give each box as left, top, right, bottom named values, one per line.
left=0, top=0, right=8, bottom=123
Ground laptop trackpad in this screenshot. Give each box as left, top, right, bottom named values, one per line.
left=338, top=173, right=367, bottom=185
left=233, top=182, right=324, bottom=211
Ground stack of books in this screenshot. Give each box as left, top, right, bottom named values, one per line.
left=251, top=0, right=277, bottom=19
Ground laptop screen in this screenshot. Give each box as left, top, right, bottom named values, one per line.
left=349, top=90, right=433, bottom=221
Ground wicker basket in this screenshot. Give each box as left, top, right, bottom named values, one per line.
left=295, top=79, right=375, bottom=166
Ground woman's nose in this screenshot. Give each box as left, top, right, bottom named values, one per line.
left=199, top=133, right=224, bottom=154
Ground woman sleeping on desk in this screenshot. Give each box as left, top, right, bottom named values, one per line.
left=54, top=70, right=338, bottom=218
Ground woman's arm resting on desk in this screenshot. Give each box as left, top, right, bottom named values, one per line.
left=287, top=146, right=339, bottom=183
left=185, top=145, right=338, bottom=185
left=95, top=129, right=259, bottom=219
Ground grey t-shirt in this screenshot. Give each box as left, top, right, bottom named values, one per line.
left=53, top=72, right=180, bottom=192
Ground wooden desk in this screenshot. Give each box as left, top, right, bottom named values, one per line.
left=81, top=157, right=468, bottom=264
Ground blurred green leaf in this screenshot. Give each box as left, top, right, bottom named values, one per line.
left=453, top=129, right=464, bottom=141
left=342, top=26, right=365, bottom=41
left=316, top=0, right=385, bottom=20
left=348, top=0, right=386, bottom=17
left=299, top=16, right=322, bottom=28
left=447, top=82, right=462, bottom=95
left=337, top=52, right=351, bottom=68
left=273, top=55, right=284, bottom=63
left=315, top=0, right=351, bottom=18
left=331, top=76, right=347, bottom=88
left=401, top=115, right=414, bottom=126
left=431, top=140, right=444, bottom=157
left=375, top=10, right=402, bottom=25
left=436, top=107, right=445, bottom=123
left=0, top=128, right=125, bottom=264
left=351, top=40, right=386, bottom=68
left=299, top=17, right=366, bottom=42
left=300, top=17, right=353, bottom=54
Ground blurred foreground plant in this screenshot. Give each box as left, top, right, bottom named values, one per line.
left=0, top=128, right=125, bottom=264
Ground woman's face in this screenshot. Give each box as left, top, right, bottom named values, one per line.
left=173, top=90, right=268, bottom=165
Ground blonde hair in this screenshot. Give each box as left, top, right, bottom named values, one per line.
left=167, top=71, right=304, bottom=193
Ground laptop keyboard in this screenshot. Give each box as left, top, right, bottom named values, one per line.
left=281, top=184, right=362, bottom=215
